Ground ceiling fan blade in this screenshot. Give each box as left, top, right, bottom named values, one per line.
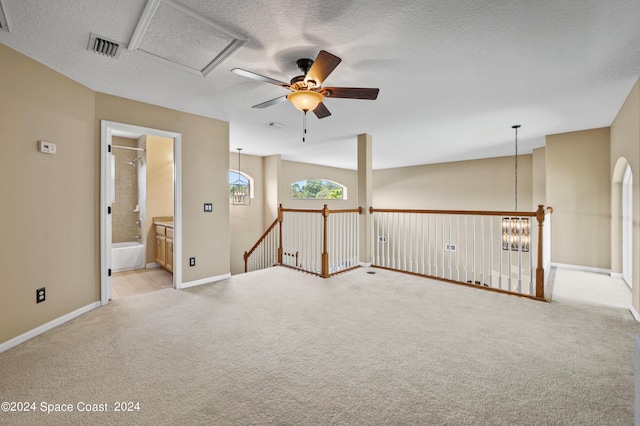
left=305, top=50, right=341, bottom=86
left=252, top=95, right=288, bottom=109
left=312, top=102, right=331, bottom=119
left=231, top=68, right=290, bottom=88
left=322, top=87, right=380, bottom=100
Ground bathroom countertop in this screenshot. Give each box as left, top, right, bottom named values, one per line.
left=154, top=217, right=174, bottom=228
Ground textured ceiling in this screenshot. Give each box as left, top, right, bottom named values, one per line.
left=1, top=0, right=639, bottom=170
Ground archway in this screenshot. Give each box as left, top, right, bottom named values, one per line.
left=622, top=164, right=633, bottom=287
left=612, top=157, right=632, bottom=289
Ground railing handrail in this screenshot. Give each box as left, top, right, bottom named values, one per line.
left=281, top=206, right=363, bottom=215
left=370, top=207, right=539, bottom=217
left=244, top=217, right=279, bottom=262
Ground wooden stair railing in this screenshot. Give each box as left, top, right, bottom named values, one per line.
left=244, top=204, right=362, bottom=277
left=369, top=205, right=552, bottom=300
left=243, top=218, right=279, bottom=273
left=244, top=203, right=553, bottom=301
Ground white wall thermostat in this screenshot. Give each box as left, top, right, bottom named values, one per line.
left=39, top=140, right=56, bottom=154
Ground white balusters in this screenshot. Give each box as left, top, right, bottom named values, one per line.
left=370, top=209, right=541, bottom=297
left=324, top=211, right=359, bottom=274
left=276, top=208, right=360, bottom=276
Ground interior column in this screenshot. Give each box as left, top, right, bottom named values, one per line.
left=263, top=154, right=281, bottom=228
left=358, top=133, right=372, bottom=265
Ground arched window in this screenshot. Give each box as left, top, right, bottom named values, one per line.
left=229, top=170, right=254, bottom=205
left=290, top=179, right=347, bottom=200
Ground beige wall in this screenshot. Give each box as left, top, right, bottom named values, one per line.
left=0, top=44, right=230, bottom=345
left=281, top=160, right=359, bottom=210
left=263, top=154, right=281, bottom=225
left=145, top=136, right=174, bottom=264
left=532, top=147, right=546, bottom=208
left=229, top=152, right=265, bottom=275
left=610, top=78, right=640, bottom=311
left=95, top=93, right=229, bottom=285
left=0, top=44, right=97, bottom=343
left=546, top=128, right=611, bottom=269
left=373, top=155, right=535, bottom=211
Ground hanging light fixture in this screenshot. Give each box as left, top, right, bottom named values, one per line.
left=502, top=125, right=530, bottom=252
left=287, top=90, right=324, bottom=143
left=230, top=148, right=250, bottom=205
left=287, top=90, right=324, bottom=112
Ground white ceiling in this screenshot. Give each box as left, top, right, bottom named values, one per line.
left=1, top=0, right=639, bottom=170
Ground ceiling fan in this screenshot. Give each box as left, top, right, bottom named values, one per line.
left=231, top=50, right=379, bottom=120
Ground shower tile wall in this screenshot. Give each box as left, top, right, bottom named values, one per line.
left=113, top=145, right=140, bottom=243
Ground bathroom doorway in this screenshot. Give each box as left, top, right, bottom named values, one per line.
left=100, top=121, right=182, bottom=306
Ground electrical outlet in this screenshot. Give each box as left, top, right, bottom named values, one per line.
left=204, top=203, right=212, bottom=212
left=378, top=236, right=387, bottom=243
left=445, top=243, right=457, bottom=252
left=36, top=287, right=46, bottom=303
left=189, top=257, right=196, bottom=267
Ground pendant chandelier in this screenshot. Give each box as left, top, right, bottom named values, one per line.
left=230, top=148, right=250, bottom=205
left=502, top=125, right=530, bottom=252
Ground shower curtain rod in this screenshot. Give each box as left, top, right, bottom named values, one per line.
left=112, top=145, right=145, bottom=152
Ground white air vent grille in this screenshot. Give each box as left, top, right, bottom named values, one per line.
left=0, top=0, right=10, bottom=32
left=88, top=34, right=123, bottom=58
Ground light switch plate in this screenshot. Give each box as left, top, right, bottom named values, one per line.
left=204, top=203, right=212, bottom=212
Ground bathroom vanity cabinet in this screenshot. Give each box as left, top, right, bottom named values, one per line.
left=154, top=217, right=173, bottom=274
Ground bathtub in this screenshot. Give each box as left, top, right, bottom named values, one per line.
left=112, top=242, right=145, bottom=273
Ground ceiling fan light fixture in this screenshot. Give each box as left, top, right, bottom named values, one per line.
left=287, top=90, right=324, bottom=112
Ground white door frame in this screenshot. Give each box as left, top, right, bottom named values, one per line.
left=100, top=120, right=182, bottom=305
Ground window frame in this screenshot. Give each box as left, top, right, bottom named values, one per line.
left=290, top=178, right=347, bottom=200
left=229, top=169, right=255, bottom=201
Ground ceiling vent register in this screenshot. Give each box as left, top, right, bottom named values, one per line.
left=88, top=34, right=123, bottom=58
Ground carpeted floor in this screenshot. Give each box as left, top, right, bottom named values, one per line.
left=0, top=266, right=638, bottom=425
left=112, top=267, right=173, bottom=299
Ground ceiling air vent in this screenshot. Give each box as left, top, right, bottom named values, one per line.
left=88, top=33, right=123, bottom=58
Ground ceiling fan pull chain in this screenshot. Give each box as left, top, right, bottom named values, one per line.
left=302, top=111, right=307, bottom=142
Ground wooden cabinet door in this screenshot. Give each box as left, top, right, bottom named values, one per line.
left=165, top=239, right=173, bottom=272
left=155, top=235, right=166, bottom=267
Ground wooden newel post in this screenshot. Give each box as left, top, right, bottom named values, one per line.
left=321, top=204, right=330, bottom=278
left=277, top=204, right=284, bottom=265
left=243, top=251, right=249, bottom=273
left=535, top=204, right=546, bottom=300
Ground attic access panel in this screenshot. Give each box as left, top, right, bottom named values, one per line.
left=129, top=0, right=246, bottom=76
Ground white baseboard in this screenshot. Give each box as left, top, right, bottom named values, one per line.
left=146, top=262, right=160, bottom=269
left=0, top=301, right=101, bottom=354
left=550, top=262, right=611, bottom=275
left=630, top=305, right=640, bottom=323
left=359, top=262, right=372, bottom=267
left=179, top=273, right=231, bottom=289
left=610, top=272, right=623, bottom=278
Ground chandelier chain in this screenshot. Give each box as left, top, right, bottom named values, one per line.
left=512, top=125, right=520, bottom=213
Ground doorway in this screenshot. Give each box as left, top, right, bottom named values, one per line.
left=622, top=164, right=633, bottom=288
left=100, top=121, right=182, bottom=306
